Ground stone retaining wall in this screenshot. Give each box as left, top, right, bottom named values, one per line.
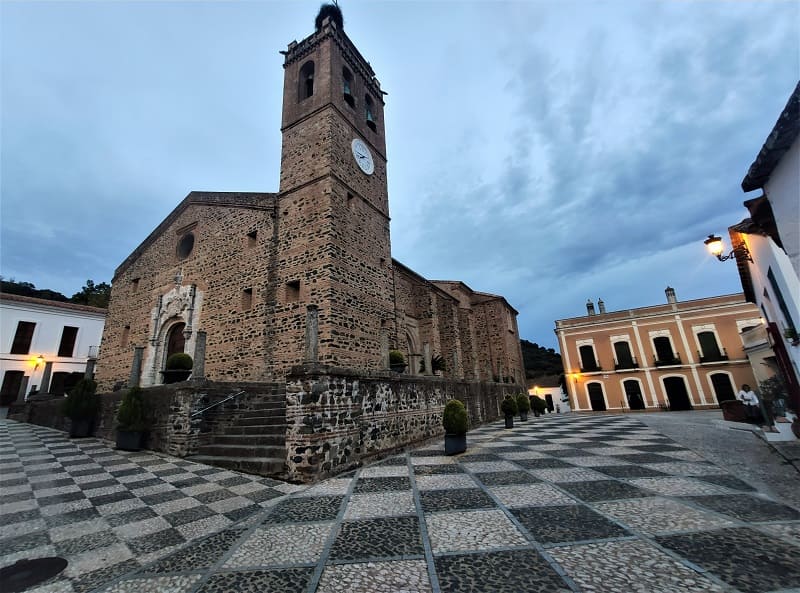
left=8, top=381, right=283, bottom=457
left=285, top=365, right=519, bottom=482
left=10, top=373, right=521, bottom=483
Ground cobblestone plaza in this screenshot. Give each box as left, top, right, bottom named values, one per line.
left=1, top=414, right=798, bottom=592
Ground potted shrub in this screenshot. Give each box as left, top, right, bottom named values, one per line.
left=531, top=395, right=548, bottom=417
left=501, top=394, right=517, bottom=429
left=389, top=350, right=406, bottom=373
left=516, top=393, right=530, bottom=421
left=116, top=387, right=149, bottom=451
left=161, top=353, right=193, bottom=384
left=442, top=399, right=468, bottom=455
left=61, top=378, right=99, bottom=438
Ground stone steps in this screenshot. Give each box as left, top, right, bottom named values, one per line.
left=187, top=454, right=286, bottom=477
left=235, top=412, right=286, bottom=425
left=245, top=401, right=287, bottom=411
left=197, top=442, right=285, bottom=459
left=225, top=424, right=285, bottom=435
left=189, top=389, right=288, bottom=479
left=208, top=433, right=285, bottom=447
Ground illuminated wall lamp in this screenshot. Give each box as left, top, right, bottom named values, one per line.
left=703, top=234, right=753, bottom=263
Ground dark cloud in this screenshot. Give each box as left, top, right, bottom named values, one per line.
left=392, top=2, right=798, bottom=345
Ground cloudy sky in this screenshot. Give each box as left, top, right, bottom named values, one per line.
left=2, top=0, right=797, bottom=349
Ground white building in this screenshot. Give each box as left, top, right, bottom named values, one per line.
left=1, top=293, right=106, bottom=404
left=729, top=81, right=800, bottom=414
left=527, top=376, right=571, bottom=413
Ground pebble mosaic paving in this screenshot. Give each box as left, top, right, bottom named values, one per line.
left=3, top=414, right=800, bottom=593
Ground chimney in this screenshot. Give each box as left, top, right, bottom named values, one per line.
left=598, top=299, right=606, bottom=314
left=586, top=299, right=596, bottom=316
left=665, top=286, right=677, bottom=304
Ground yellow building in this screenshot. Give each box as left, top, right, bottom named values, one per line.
left=554, top=288, right=760, bottom=412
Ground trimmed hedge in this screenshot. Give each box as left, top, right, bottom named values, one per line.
left=442, top=399, right=468, bottom=435
left=501, top=394, right=518, bottom=416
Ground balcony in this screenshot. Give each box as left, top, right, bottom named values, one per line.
left=740, top=325, right=769, bottom=351
left=580, top=362, right=602, bottom=373
left=698, top=348, right=728, bottom=363
left=614, top=356, right=639, bottom=371
left=654, top=352, right=682, bottom=367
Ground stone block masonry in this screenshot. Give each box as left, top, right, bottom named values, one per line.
left=10, top=381, right=284, bottom=458
left=284, top=365, right=520, bottom=482
left=11, top=374, right=520, bottom=483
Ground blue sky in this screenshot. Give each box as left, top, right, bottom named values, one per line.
left=2, top=0, right=798, bottom=349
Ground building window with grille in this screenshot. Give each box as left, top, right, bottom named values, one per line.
left=613, top=341, right=637, bottom=370
left=653, top=336, right=680, bottom=366
left=579, top=345, right=600, bottom=372
left=697, top=331, right=726, bottom=363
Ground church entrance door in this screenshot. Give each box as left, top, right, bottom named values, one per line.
left=166, top=323, right=186, bottom=363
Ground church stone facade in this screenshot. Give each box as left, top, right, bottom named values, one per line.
left=96, top=11, right=523, bottom=391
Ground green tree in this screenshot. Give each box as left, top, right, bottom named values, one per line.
left=70, top=279, right=112, bottom=308
left=520, top=339, right=563, bottom=379
left=0, top=277, right=69, bottom=302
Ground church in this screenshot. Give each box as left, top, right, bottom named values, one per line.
left=95, top=5, right=524, bottom=391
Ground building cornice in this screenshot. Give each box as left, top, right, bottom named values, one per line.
left=555, top=293, right=751, bottom=328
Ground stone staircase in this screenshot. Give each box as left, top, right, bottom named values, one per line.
left=189, top=393, right=287, bottom=477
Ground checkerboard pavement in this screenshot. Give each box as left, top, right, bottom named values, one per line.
left=2, top=414, right=799, bottom=593
left=0, top=420, right=302, bottom=593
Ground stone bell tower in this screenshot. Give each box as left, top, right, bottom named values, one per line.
left=270, top=4, right=394, bottom=371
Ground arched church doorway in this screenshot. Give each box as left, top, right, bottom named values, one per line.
left=663, top=376, right=692, bottom=411
left=166, top=323, right=186, bottom=364
left=587, top=382, right=606, bottom=411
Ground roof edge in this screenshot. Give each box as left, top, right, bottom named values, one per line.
left=742, top=81, right=800, bottom=192
left=0, top=292, right=108, bottom=315
left=113, top=191, right=277, bottom=280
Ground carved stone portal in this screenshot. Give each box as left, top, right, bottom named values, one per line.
left=141, top=284, right=203, bottom=387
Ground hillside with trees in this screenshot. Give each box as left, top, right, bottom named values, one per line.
left=1, top=278, right=111, bottom=308
left=520, top=339, right=563, bottom=379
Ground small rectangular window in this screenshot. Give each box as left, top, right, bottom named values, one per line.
left=286, top=280, right=300, bottom=303
left=242, top=288, right=253, bottom=311
left=57, top=326, right=79, bottom=357
left=10, top=321, right=36, bottom=355
left=247, top=230, right=257, bottom=248
left=132, top=278, right=140, bottom=292
left=120, top=325, right=131, bottom=348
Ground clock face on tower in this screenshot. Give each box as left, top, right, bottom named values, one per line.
left=351, top=138, right=374, bottom=175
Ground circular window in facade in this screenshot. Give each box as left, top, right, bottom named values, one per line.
left=177, top=233, right=194, bottom=260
